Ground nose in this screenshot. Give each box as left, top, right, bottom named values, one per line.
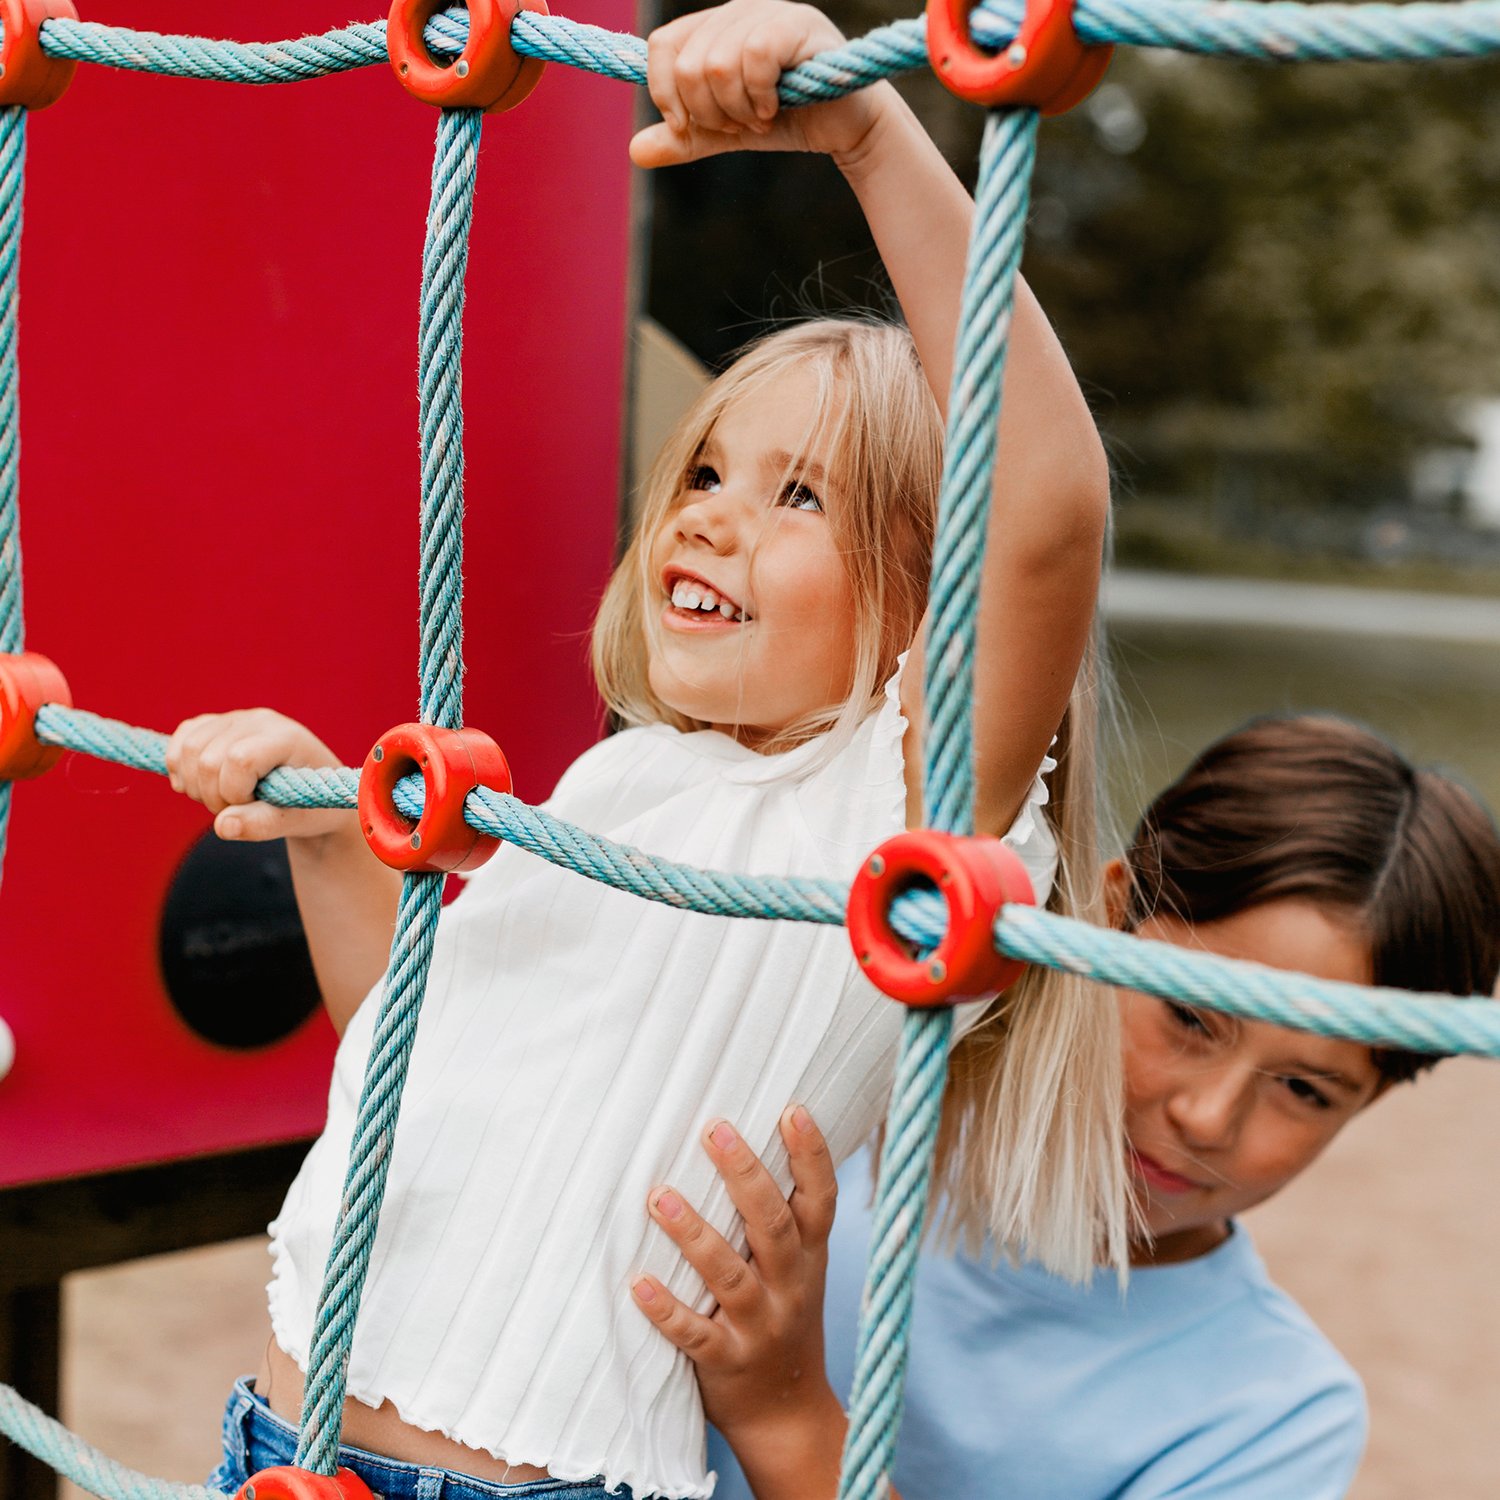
left=1164, top=1064, right=1250, bottom=1153
left=673, top=483, right=749, bottom=554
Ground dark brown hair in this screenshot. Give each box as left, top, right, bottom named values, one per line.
left=1122, top=715, right=1500, bottom=1083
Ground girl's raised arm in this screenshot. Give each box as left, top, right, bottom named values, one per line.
left=632, top=0, right=1109, bottom=837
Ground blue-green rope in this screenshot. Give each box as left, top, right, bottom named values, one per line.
left=293, top=107, right=482, bottom=1475
left=838, top=106, right=1039, bottom=1500
left=27, top=697, right=1500, bottom=1059
left=0, top=107, right=23, bottom=895
left=13, top=0, right=1500, bottom=102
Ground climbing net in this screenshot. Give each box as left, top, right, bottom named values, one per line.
left=0, top=0, right=1499, bottom=1497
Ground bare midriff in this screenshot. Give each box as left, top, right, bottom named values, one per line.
left=258, top=1339, right=554, bottom=1486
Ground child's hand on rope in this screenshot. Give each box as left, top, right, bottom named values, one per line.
left=631, top=0, right=894, bottom=169
left=166, top=708, right=350, bottom=844
left=631, top=1107, right=852, bottom=1495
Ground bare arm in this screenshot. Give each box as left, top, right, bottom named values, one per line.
left=633, top=4, right=1108, bottom=837
left=165, top=710, right=401, bottom=1035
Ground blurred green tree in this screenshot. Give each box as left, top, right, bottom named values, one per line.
left=644, top=2, right=1500, bottom=510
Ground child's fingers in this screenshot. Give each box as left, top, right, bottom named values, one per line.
left=703, top=1119, right=803, bottom=1285
left=699, top=14, right=775, bottom=133
left=629, top=120, right=746, bottom=170
left=780, top=1104, right=838, bottom=1249
left=649, top=1184, right=765, bottom=1319
left=738, top=25, right=786, bottom=125
left=166, top=713, right=234, bottom=808
left=671, top=23, right=742, bottom=137
left=630, top=1275, right=729, bottom=1366
left=644, top=14, right=692, bottom=133
left=214, top=800, right=350, bottom=844
left=205, top=729, right=291, bottom=813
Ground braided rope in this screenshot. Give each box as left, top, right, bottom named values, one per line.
left=838, top=107, right=1039, bottom=1500
left=11, top=0, right=1500, bottom=103
left=0, top=1387, right=217, bottom=1500
left=294, top=107, right=482, bottom=1474
left=0, top=108, right=23, bottom=893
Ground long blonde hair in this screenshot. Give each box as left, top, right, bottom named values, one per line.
left=596, top=316, right=1125, bottom=1277
left=931, top=624, right=1130, bottom=1280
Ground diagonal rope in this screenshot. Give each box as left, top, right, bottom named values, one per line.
left=294, top=107, right=482, bottom=1474
left=838, top=107, right=1039, bottom=1500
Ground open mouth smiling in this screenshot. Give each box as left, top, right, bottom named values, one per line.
left=661, top=567, right=750, bottom=625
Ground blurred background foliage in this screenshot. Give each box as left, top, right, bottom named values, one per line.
left=644, top=2, right=1500, bottom=577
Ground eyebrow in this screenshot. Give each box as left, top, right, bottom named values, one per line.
left=767, top=450, right=829, bottom=485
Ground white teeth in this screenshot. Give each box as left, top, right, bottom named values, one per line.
left=669, top=577, right=746, bottom=621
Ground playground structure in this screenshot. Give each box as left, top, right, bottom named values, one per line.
left=1, top=1, right=1500, bottom=1499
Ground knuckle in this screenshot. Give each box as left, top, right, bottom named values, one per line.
left=715, top=1260, right=749, bottom=1298
left=762, top=1202, right=797, bottom=1244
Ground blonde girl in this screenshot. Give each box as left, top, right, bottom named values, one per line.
left=175, top=3, right=1120, bottom=1497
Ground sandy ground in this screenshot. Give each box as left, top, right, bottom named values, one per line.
left=55, top=1056, right=1500, bottom=1500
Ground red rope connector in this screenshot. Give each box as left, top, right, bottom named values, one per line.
left=387, top=0, right=548, bottom=113
left=0, top=0, right=78, bottom=111
left=358, top=723, right=511, bottom=874
left=846, top=830, right=1035, bottom=1007
left=235, top=1467, right=377, bottom=1500
left=926, top=0, right=1111, bottom=114
left=0, top=650, right=69, bottom=779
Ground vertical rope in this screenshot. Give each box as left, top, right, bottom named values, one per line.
left=0, top=106, right=26, bottom=891
left=837, top=107, right=1039, bottom=1500
left=295, top=107, right=482, bottom=1474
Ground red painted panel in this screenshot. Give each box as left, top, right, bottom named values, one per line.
left=0, top=0, right=634, bottom=1186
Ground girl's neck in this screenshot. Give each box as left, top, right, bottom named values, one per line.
left=1129, top=1218, right=1231, bottom=1267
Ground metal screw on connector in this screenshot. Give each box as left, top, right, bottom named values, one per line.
left=928, top=959, right=947, bottom=983
left=399, top=60, right=410, bottom=75
left=244, top=1487, right=256, bottom=1500
left=410, top=832, right=422, bottom=850
left=455, top=59, right=471, bottom=77
left=1007, top=42, right=1027, bottom=67
left=0, top=64, right=8, bottom=79
left=373, top=745, right=385, bottom=762
left=869, top=855, right=886, bottom=877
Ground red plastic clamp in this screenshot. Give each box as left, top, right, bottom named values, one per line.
left=0, top=0, right=78, bottom=111
left=387, top=0, right=548, bottom=113
left=358, top=722, right=511, bottom=874
left=0, top=650, right=69, bottom=779
left=846, top=830, right=1035, bottom=1007
left=926, top=0, right=1111, bottom=115
left=235, top=1467, right=377, bottom=1500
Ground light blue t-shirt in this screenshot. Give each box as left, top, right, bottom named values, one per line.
left=708, top=1149, right=1366, bottom=1499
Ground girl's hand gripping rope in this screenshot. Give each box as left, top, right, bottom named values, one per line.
left=167, top=708, right=400, bottom=1036
left=630, top=0, right=895, bottom=168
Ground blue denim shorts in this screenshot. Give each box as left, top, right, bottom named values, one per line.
left=207, top=1377, right=634, bottom=1500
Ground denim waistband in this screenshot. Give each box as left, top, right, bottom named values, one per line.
left=207, top=1377, right=630, bottom=1500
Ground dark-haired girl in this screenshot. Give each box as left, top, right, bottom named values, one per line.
left=630, top=714, right=1500, bottom=1500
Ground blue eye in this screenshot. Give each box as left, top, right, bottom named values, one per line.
left=781, top=481, right=823, bottom=513
left=688, top=464, right=721, bottom=492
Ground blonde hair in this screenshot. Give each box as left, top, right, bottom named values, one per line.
left=930, top=624, right=1131, bottom=1280
left=597, top=315, right=1126, bottom=1278
left=593, top=318, right=939, bottom=752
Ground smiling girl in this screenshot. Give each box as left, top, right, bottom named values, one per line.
left=636, top=714, right=1500, bottom=1500
left=167, top=4, right=1125, bottom=1497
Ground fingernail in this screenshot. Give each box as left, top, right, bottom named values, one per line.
left=709, top=1120, right=737, bottom=1151
left=653, top=1189, right=684, bottom=1221
left=791, top=1105, right=814, bottom=1134
left=632, top=1277, right=656, bottom=1304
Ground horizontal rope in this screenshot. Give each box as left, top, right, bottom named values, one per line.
left=6, top=0, right=1500, bottom=97
left=0, top=1385, right=218, bottom=1500
left=29, top=701, right=1500, bottom=1058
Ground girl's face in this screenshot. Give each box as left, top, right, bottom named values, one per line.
left=646, top=367, right=860, bottom=745
left=1109, top=871, right=1386, bottom=1265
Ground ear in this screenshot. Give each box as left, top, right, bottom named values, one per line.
left=1103, top=857, right=1132, bottom=931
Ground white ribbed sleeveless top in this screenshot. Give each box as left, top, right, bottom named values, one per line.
left=268, top=673, right=1057, bottom=1498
